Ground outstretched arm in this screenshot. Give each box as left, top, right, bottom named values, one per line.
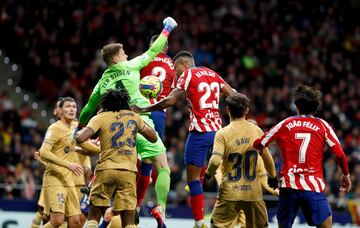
left=133, top=88, right=184, bottom=113
left=79, top=83, right=101, bottom=126
left=128, top=17, right=178, bottom=70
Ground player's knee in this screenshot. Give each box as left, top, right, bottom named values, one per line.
left=153, top=153, right=169, bottom=168
left=51, top=214, right=65, bottom=227
left=67, top=215, right=82, bottom=227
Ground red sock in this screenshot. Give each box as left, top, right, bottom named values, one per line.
left=200, top=165, right=206, bottom=185
left=136, top=175, right=151, bottom=207
left=190, top=194, right=204, bottom=221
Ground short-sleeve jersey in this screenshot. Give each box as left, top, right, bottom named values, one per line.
left=213, top=119, right=265, bottom=201
left=140, top=53, right=176, bottom=104
left=40, top=121, right=78, bottom=187
left=87, top=110, right=145, bottom=172
left=256, top=115, right=345, bottom=192
left=176, top=67, right=227, bottom=132
left=73, top=154, right=91, bottom=186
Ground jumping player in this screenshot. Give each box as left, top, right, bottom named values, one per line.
left=132, top=51, right=234, bottom=228
left=76, top=90, right=157, bottom=228
left=78, top=17, right=178, bottom=228
left=136, top=34, right=177, bottom=220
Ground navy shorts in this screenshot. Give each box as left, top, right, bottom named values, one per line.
left=150, top=111, right=166, bottom=139
left=277, top=188, right=332, bottom=227
left=184, top=131, right=216, bottom=167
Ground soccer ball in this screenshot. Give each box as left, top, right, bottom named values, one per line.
left=139, top=75, right=162, bottom=99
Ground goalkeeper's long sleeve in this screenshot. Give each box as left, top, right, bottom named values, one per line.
left=79, top=85, right=101, bottom=126
left=127, top=30, right=169, bottom=70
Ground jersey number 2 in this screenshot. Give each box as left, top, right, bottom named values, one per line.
left=295, top=133, right=311, bottom=163
left=152, top=66, right=166, bottom=82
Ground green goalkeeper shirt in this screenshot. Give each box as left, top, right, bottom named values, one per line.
left=79, top=34, right=168, bottom=125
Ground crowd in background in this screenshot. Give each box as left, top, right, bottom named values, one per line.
left=0, top=0, right=359, bottom=210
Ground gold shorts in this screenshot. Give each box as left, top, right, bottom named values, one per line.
left=211, top=199, right=268, bottom=228
left=38, top=187, right=45, bottom=208
left=76, top=185, right=84, bottom=202
left=90, top=169, right=136, bottom=212
left=43, top=185, right=81, bottom=217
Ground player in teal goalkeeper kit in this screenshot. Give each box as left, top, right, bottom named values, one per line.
left=79, top=17, right=178, bottom=228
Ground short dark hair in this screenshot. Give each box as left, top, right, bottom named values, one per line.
left=100, top=89, right=130, bottom=112
left=226, top=93, right=250, bottom=118
left=101, top=43, right=123, bottom=65
left=294, top=85, right=321, bottom=115
left=173, top=51, right=193, bottom=62
left=59, top=97, right=75, bottom=108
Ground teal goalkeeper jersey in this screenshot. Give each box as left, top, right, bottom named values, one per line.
left=79, top=34, right=168, bottom=125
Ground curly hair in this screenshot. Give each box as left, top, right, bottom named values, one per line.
left=100, top=89, right=130, bottom=112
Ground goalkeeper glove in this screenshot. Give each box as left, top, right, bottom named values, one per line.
left=163, top=17, right=178, bottom=32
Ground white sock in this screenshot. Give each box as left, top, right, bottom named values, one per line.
left=195, top=220, right=204, bottom=227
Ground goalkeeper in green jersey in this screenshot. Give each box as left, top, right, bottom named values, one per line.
left=79, top=17, right=178, bottom=228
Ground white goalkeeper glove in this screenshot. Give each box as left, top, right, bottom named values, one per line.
left=163, top=17, right=178, bottom=32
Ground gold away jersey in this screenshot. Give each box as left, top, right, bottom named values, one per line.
left=41, top=121, right=78, bottom=187
left=87, top=110, right=145, bottom=172
left=214, top=119, right=266, bottom=201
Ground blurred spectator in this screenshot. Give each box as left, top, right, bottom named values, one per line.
left=0, top=0, right=358, bottom=210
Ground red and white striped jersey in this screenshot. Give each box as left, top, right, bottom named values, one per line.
left=254, top=116, right=349, bottom=193
left=140, top=53, right=176, bottom=104
left=176, top=67, right=227, bottom=132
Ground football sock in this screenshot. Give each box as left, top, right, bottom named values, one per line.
left=85, top=220, right=98, bottom=228
left=195, top=219, right=205, bottom=227
left=155, top=167, right=170, bottom=209
left=136, top=162, right=153, bottom=207
left=31, top=211, right=42, bottom=228
left=189, top=180, right=204, bottom=221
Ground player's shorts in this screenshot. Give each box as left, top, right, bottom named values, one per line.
left=37, top=187, right=45, bottom=208
left=277, top=188, right=332, bottom=227
left=90, top=169, right=137, bottom=212
left=184, top=131, right=216, bottom=167
left=150, top=110, right=166, bottom=139
left=137, top=114, right=166, bottom=159
left=211, top=199, right=268, bottom=228
left=43, top=185, right=81, bottom=217
left=75, top=186, right=84, bottom=203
